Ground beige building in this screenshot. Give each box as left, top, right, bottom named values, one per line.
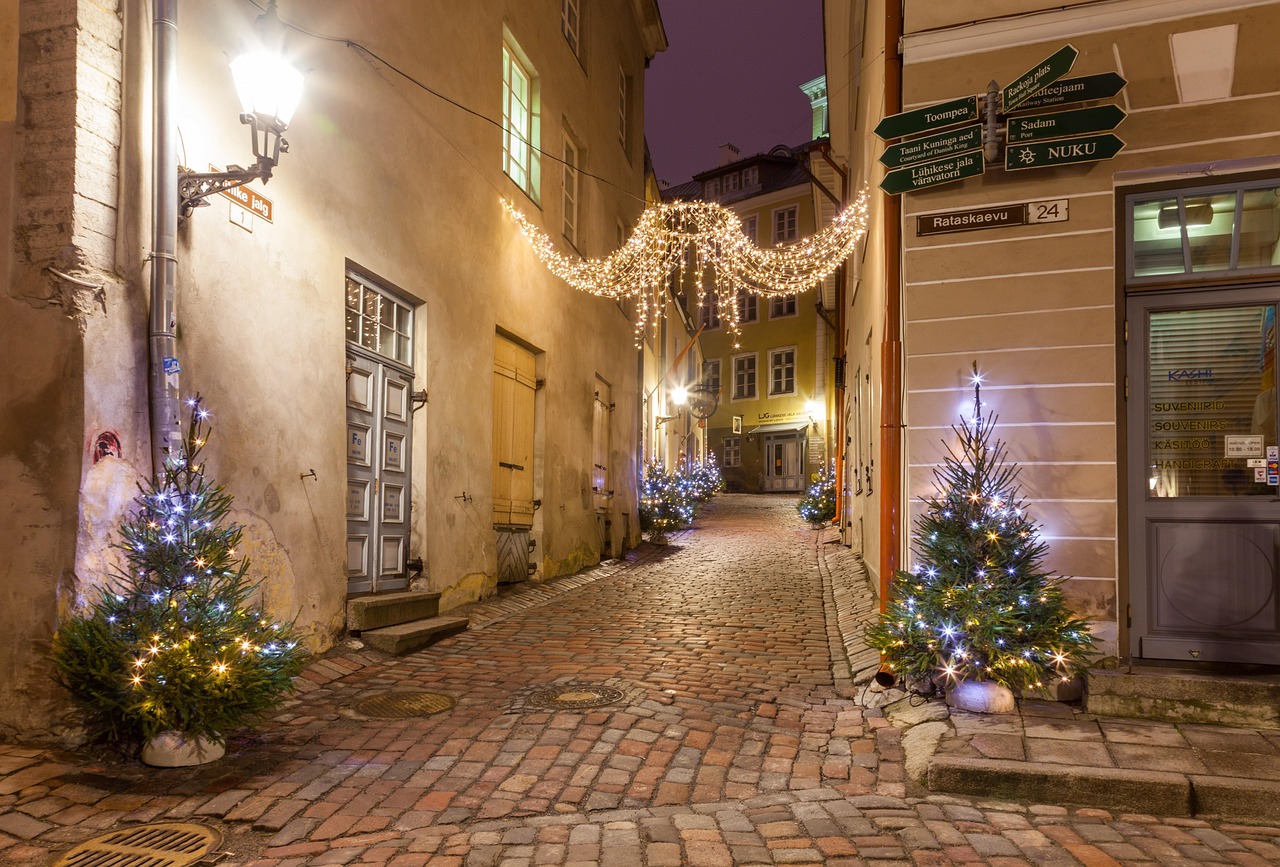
left=0, top=0, right=664, bottom=737
left=826, top=0, right=1280, bottom=665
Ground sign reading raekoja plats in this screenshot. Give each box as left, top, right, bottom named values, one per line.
left=874, top=45, right=1128, bottom=196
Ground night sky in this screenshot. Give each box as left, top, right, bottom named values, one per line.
left=644, top=0, right=825, bottom=187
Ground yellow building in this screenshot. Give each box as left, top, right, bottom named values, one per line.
left=826, top=0, right=1280, bottom=668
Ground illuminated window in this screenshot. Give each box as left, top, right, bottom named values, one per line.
left=732, top=353, right=757, bottom=400
left=773, top=206, right=798, bottom=243
left=502, top=42, right=540, bottom=202
left=345, top=274, right=413, bottom=364
left=769, top=347, right=796, bottom=396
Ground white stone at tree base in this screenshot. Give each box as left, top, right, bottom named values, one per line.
left=141, top=731, right=225, bottom=767
left=947, top=680, right=1015, bottom=714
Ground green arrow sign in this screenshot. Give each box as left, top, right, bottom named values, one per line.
left=1007, top=104, right=1126, bottom=143
left=1003, top=44, right=1078, bottom=112
left=879, top=123, right=982, bottom=168
left=874, top=95, right=979, bottom=141
left=1012, top=72, right=1127, bottom=112
left=880, top=150, right=985, bottom=196
left=1005, top=133, right=1126, bottom=171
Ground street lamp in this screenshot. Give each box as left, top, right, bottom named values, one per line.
left=177, top=3, right=303, bottom=219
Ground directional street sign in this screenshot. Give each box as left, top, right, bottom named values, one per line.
left=881, top=150, right=985, bottom=195
left=1002, top=44, right=1078, bottom=112
left=874, top=95, right=979, bottom=141
left=879, top=123, right=982, bottom=168
left=1007, top=103, right=1126, bottom=143
left=1005, top=133, right=1126, bottom=171
left=1012, top=72, right=1127, bottom=112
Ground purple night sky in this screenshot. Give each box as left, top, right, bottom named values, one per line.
left=644, top=0, right=825, bottom=187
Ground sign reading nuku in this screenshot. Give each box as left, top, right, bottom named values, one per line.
left=1005, top=133, right=1126, bottom=170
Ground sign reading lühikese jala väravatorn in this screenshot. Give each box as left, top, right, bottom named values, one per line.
left=881, top=150, right=984, bottom=196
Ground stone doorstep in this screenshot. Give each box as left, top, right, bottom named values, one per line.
left=1085, top=667, right=1280, bottom=730
left=346, top=591, right=443, bottom=631
left=360, top=616, right=469, bottom=656
left=928, top=756, right=1280, bottom=823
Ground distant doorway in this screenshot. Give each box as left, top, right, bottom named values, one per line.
left=763, top=432, right=803, bottom=491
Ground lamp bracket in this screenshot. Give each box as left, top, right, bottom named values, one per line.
left=178, top=114, right=289, bottom=220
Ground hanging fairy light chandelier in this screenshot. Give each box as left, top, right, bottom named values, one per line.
left=504, top=190, right=870, bottom=341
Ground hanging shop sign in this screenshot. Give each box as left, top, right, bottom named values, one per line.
left=880, top=151, right=985, bottom=196
left=1013, top=72, right=1128, bottom=111
left=879, top=123, right=983, bottom=169
left=874, top=95, right=979, bottom=141
left=1007, top=103, right=1126, bottom=143
left=1002, top=44, right=1078, bottom=112
left=916, top=198, right=1068, bottom=236
left=1005, top=133, right=1126, bottom=171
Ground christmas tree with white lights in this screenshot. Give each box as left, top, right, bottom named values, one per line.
left=866, top=366, right=1094, bottom=692
left=797, top=462, right=837, bottom=525
left=639, top=461, right=694, bottom=540
left=51, top=396, right=305, bottom=749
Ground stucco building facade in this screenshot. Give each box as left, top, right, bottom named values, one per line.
left=0, top=0, right=664, bottom=738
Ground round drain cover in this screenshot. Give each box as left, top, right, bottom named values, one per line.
left=354, top=691, right=456, bottom=719
left=526, top=684, right=625, bottom=710
left=55, top=822, right=218, bottom=867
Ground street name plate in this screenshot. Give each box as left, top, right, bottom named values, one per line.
left=879, top=124, right=982, bottom=168
left=1007, top=104, right=1126, bottom=143
left=1013, top=72, right=1127, bottom=112
left=881, top=150, right=984, bottom=196
left=917, top=198, right=1069, bottom=236
left=212, top=164, right=274, bottom=222
left=1003, top=44, right=1078, bottom=112
left=1005, top=133, right=1125, bottom=171
left=874, top=95, right=979, bottom=141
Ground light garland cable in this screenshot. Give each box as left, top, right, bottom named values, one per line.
left=504, top=190, right=871, bottom=341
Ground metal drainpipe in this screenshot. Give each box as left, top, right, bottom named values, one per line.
left=149, top=0, right=182, bottom=480
left=878, top=0, right=904, bottom=610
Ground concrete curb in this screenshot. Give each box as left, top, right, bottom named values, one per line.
left=1191, top=775, right=1280, bottom=822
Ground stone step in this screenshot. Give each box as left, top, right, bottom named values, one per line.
left=1085, top=665, right=1280, bottom=730
left=347, top=591, right=442, bottom=631
left=360, top=616, right=469, bottom=656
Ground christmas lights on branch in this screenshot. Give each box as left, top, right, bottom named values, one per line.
left=503, top=190, right=870, bottom=340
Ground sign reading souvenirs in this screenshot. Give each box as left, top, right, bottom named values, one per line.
left=1002, top=45, right=1078, bottom=112
left=916, top=198, right=1068, bottom=236
left=1005, top=133, right=1126, bottom=171
left=879, top=124, right=983, bottom=169
left=874, top=95, right=980, bottom=141
left=881, top=151, right=984, bottom=196
left=1013, top=72, right=1128, bottom=111
left=1006, top=104, right=1126, bottom=143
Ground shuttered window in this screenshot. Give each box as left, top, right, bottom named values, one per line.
left=493, top=336, right=537, bottom=526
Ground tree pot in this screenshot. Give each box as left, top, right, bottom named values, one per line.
left=649, top=532, right=669, bottom=545
left=141, top=731, right=225, bottom=767
left=947, top=680, right=1015, bottom=714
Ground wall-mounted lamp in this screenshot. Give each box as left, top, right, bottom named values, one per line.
left=1157, top=201, right=1214, bottom=231
left=670, top=386, right=689, bottom=406
left=178, top=2, right=303, bottom=218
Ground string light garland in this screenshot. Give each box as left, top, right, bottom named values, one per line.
left=504, top=190, right=871, bottom=342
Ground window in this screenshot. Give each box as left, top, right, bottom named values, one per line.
left=769, top=347, right=796, bottom=396
left=724, top=172, right=740, bottom=192
left=770, top=295, right=797, bottom=318
left=561, top=0, right=580, bottom=56
left=774, top=206, right=798, bottom=243
left=723, top=436, right=741, bottom=467
left=743, top=166, right=759, bottom=187
left=618, top=67, right=629, bottom=152
left=346, top=274, right=413, bottom=364
left=502, top=42, right=540, bottom=201
left=697, top=295, right=720, bottom=329
left=741, top=215, right=757, bottom=242
left=563, top=136, right=579, bottom=246
left=736, top=289, right=758, bottom=323
left=702, top=359, right=721, bottom=394
left=704, top=178, right=720, bottom=198
left=732, top=353, right=757, bottom=400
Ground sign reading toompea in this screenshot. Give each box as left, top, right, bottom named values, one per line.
left=874, top=95, right=979, bottom=141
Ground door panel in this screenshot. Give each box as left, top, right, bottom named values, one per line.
left=1128, top=288, right=1280, bottom=663
left=493, top=336, right=536, bottom=528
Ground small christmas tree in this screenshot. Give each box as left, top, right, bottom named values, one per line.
left=866, top=366, right=1094, bottom=692
left=51, top=396, right=306, bottom=749
left=797, top=463, right=837, bottom=525
left=639, top=461, right=694, bottom=540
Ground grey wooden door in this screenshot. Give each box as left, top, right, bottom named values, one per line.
left=764, top=434, right=803, bottom=492
left=1127, top=287, right=1280, bottom=663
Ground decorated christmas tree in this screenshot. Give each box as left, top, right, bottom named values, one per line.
left=51, top=396, right=305, bottom=750
left=866, top=367, right=1094, bottom=692
left=797, top=462, right=837, bottom=525
left=639, top=461, right=694, bottom=540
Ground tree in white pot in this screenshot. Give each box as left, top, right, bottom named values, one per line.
left=51, top=396, right=305, bottom=764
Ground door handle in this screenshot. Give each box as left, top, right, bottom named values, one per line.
left=499, top=461, right=525, bottom=471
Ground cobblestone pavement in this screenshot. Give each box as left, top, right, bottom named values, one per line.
left=3, top=495, right=1280, bottom=865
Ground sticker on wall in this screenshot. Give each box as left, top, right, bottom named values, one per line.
left=92, top=431, right=122, bottom=463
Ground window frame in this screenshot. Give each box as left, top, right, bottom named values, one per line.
left=773, top=205, right=798, bottom=244
left=561, top=0, right=580, bottom=56
left=732, top=352, right=758, bottom=401
left=502, top=40, right=540, bottom=203
left=768, top=346, right=797, bottom=397
left=769, top=295, right=798, bottom=319
left=736, top=289, right=758, bottom=323
left=723, top=435, right=741, bottom=468
left=702, top=358, right=721, bottom=394
left=617, top=66, right=629, bottom=153
left=562, top=134, right=580, bottom=247
left=741, top=215, right=758, bottom=242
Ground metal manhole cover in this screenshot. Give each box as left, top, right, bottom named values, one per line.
left=54, top=822, right=219, bottom=867
left=354, top=691, right=457, bottom=719
left=525, top=684, right=625, bottom=710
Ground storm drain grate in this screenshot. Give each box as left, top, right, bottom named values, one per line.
left=524, top=684, right=625, bottom=710
left=54, top=822, right=219, bottom=867
left=353, top=690, right=457, bottom=719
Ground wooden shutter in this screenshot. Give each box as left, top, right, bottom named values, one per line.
left=493, top=336, right=537, bottom=527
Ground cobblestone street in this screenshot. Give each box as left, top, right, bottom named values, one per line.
left=3, top=494, right=1280, bottom=865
